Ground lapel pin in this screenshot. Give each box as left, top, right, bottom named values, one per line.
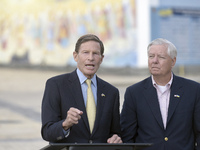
left=101, top=93, right=105, bottom=97
left=174, top=95, right=180, bottom=98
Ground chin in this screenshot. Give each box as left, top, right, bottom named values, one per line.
left=86, top=71, right=96, bottom=76
left=151, top=71, right=160, bottom=75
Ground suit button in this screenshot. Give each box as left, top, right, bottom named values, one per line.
left=56, top=136, right=62, bottom=140
left=164, top=137, right=168, bottom=141
left=89, top=140, right=93, bottom=143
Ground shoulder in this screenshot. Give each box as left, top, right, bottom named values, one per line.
left=173, top=75, right=200, bottom=87
left=46, top=70, right=77, bottom=85
left=127, top=76, right=151, bottom=91
left=47, top=73, right=69, bottom=82
left=97, top=76, right=119, bottom=92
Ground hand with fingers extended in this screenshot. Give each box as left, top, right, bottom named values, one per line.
left=62, top=107, right=83, bottom=130
left=107, top=134, right=122, bottom=143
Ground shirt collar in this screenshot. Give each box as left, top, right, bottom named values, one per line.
left=76, top=68, right=97, bottom=87
left=152, top=72, right=173, bottom=88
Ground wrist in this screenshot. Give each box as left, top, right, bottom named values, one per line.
left=62, top=121, right=70, bottom=131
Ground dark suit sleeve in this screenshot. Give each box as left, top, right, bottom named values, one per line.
left=41, top=78, right=65, bottom=142
left=110, top=88, right=121, bottom=137
left=120, top=86, right=137, bottom=143
left=194, top=83, right=200, bottom=150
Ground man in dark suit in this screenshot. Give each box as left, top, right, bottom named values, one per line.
left=41, top=34, right=122, bottom=143
left=120, top=38, right=200, bottom=150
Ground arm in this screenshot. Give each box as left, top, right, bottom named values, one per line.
left=120, top=87, right=138, bottom=143
left=107, top=89, right=122, bottom=143
left=41, top=79, right=83, bottom=142
left=194, top=83, right=200, bottom=150
left=41, top=79, right=64, bottom=142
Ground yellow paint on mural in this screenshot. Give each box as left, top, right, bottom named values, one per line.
left=159, top=9, right=173, bottom=16
left=0, top=0, right=137, bottom=66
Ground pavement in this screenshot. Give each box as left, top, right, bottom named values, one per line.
left=0, top=67, right=199, bottom=150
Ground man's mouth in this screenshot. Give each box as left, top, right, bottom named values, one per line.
left=86, top=64, right=95, bottom=69
left=152, top=67, right=159, bottom=70
left=86, top=64, right=94, bottom=66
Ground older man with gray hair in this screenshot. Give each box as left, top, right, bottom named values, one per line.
left=120, top=38, right=200, bottom=150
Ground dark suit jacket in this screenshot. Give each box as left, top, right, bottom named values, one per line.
left=41, top=70, right=121, bottom=143
left=120, top=75, right=200, bottom=150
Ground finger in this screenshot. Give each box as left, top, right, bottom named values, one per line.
left=114, top=137, right=122, bottom=143
left=107, top=135, right=122, bottom=143
left=67, top=113, right=80, bottom=124
left=69, top=108, right=83, bottom=116
left=68, top=108, right=82, bottom=119
left=107, top=136, right=114, bottom=143
left=67, top=108, right=84, bottom=124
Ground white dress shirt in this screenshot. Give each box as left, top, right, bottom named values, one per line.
left=152, top=74, right=173, bottom=129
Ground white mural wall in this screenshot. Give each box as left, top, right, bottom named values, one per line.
left=0, top=0, right=144, bottom=68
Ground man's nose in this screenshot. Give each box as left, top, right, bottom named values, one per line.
left=88, top=53, right=94, bottom=60
left=152, top=56, right=158, bottom=63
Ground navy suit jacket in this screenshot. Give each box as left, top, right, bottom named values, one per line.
left=41, top=70, right=121, bottom=143
left=120, top=75, right=200, bottom=150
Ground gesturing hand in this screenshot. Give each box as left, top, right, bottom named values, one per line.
left=62, top=107, right=83, bottom=130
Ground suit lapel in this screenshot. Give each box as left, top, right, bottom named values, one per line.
left=91, top=77, right=106, bottom=135
left=167, top=75, right=183, bottom=125
left=68, top=71, right=90, bottom=131
left=144, top=77, right=164, bottom=129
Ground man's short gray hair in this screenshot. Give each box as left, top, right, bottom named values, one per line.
left=147, top=38, right=177, bottom=59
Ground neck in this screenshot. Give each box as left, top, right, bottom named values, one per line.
left=153, top=74, right=172, bottom=86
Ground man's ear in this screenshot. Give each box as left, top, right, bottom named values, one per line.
left=100, top=54, right=104, bottom=64
left=73, top=51, right=78, bottom=62
left=172, top=57, right=176, bottom=68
